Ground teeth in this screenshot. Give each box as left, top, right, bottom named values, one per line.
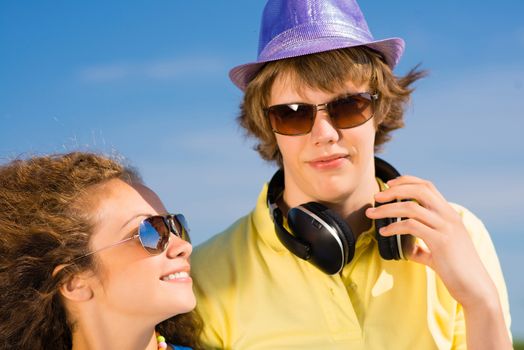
left=162, top=271, right=189, bottom=281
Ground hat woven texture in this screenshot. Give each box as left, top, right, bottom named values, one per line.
left=229, top=0, right=405, bottom=90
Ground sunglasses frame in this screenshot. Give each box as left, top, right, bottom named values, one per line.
left=68, top=213, right=190, bottom=263
left=265, top=92, right=379, bottom=136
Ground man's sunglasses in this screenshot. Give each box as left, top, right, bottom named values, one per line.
left=265, top=92, right=378, bottom=136
left=71, top=214, right=190, bottom=262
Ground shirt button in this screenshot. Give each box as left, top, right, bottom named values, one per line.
left=350, top=282, right=358, bottom=290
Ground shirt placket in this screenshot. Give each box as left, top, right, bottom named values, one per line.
left=341, top=233, right=375, bottom=329
left=318, top=232, right=374, bottom=340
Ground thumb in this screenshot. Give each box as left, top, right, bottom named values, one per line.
left=408, top=243, right=433, bottom=268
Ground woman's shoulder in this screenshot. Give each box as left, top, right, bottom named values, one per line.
left=170, top=344, right=192, bottom=350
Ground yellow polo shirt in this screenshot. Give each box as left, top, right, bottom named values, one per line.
left=192, top=184, right=511, bottom=349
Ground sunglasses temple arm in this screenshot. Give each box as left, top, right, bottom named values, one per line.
left=68, top=234, right=140, bottom=263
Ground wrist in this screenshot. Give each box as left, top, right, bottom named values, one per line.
left=458, top=275, right=500, bottom=311
left=462, top=294, right=512, bottom=350
left=461, top=292, right=501, bottom=317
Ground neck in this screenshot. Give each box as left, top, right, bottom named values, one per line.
left=70, top=305, right=159, bottom=350
left=328, top=176, right=378, bottom=239
left=281, top=165, right=380, bottom=239
left=329, top=201, right=374, bottom=239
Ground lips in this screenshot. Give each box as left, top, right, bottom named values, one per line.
left=310, top=154, right=348, bottom=163
left=161, top=271, right=190, bottom=281
left=160, top=266, right=191, bottom=281
left=308, top=154, right=349, bottom=169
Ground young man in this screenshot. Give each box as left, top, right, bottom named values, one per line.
left=191, top=0, right=512, bottom=348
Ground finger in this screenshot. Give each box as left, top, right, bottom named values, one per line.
left=366, top=201, right=441, bottom=229
left=386, top=175, right=447, bottom=201
left=386, top=175, right=437, bottom=188
left=376, top=217, right=437, bottom=245
left=375, top=183, right=445, bottom=211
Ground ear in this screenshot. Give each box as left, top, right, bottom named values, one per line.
left=56, top=268, right=95, bottom=302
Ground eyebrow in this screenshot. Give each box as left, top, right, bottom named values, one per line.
left=119, top=213, right=153, bottom=230
left=334, top=91, right=366, bottom=99
left=281, top=90, right=366, bottom=104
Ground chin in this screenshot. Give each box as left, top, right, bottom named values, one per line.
left=313, top=182, right=355, bottom=203
left=159, top=301, right=196, bottom=322
left=174, top=293, right=197, bottom=314
left=184, top=295, right=197, bottom=312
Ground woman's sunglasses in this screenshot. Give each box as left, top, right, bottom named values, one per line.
left=265, top=92, right=378, bottom=136
left=70, top=214, right=190, bottom=262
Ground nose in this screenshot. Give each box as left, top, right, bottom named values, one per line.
left=166, top=233, right=192, bottom=259
left=310, top=106, right=340, bottom=145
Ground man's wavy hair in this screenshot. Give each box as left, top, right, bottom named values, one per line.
left=238, top=46, right=426, bottom=167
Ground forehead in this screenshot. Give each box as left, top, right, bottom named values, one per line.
left=87, top=179, right=165, bottom=236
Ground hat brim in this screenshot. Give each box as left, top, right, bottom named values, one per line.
left=229, top=37, right=404, bottom=91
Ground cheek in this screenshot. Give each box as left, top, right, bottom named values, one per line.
left=342, top=122, right=376, bottom=150
left=275, top=135, right=302, bottom=162
left=96, top=255, right=158, bottom=295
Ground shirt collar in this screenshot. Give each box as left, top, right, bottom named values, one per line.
left=252, top=183, right=288, bottom=253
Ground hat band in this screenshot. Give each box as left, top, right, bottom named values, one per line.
left=258, top=22, right=374, bottom=61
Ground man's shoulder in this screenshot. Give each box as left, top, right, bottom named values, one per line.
left=191, top=212, right=254, bottom=279
left=449, top=202, right=489, bottom=238
left=193, top=214, right=251, bottom=256
left=191, top=212, right=260, bottom=305
left=449, top=202, right=501, bottom=261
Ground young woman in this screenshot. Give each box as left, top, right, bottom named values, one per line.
left=0, top=152, right=202, bottom=349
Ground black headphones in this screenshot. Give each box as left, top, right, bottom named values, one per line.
left=267, top=157, right=414, bottom=275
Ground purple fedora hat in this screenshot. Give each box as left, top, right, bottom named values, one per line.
left=229, top=0, right=405, bottom=91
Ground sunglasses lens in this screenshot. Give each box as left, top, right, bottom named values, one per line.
left=267, top=94, right=375, bottom=136
left=328, top=94, right=374, bottom=129
left=139, top=216, right=170, bottom=254
left=268, top=104, right=314, bottom=136
left=172, top=214, right=191, bottom=242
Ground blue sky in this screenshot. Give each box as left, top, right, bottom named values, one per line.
left=1, top=0, right=524, bottom=338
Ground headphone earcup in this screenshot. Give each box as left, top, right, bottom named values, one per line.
left=374, top=157, right=414, bottom=260
left=374, top=217, right=401, bottom=260
left=288, top=202, right=355, bottom=274
left=306, top=202, right=356, bottom=264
